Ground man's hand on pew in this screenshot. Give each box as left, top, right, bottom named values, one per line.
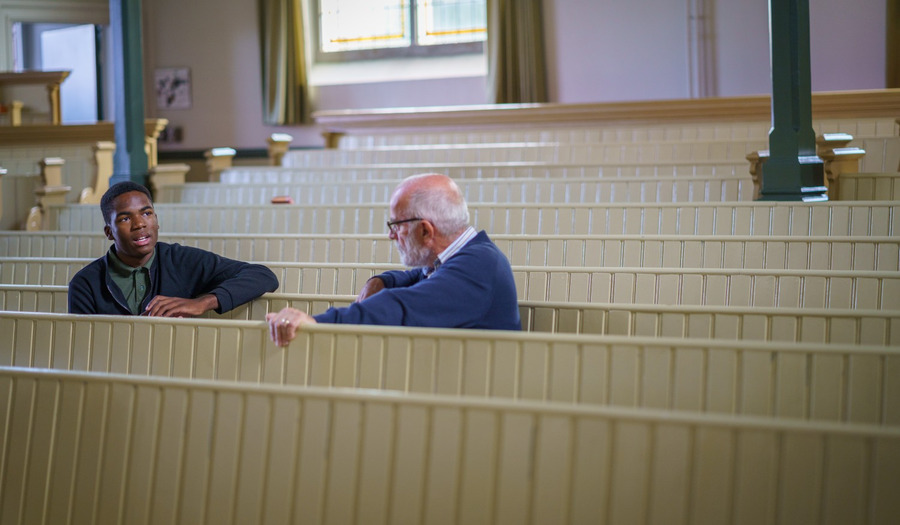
left=356, top=277, right=385, bottom=302
left=266, top=307, right=317, bottom=347
left=143, top=294, right=219, bottom=318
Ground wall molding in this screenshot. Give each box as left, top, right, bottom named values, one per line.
left=314, top=89, right=900, bottom=134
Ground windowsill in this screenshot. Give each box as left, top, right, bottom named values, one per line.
left=309, top=53, right=487, bottom=86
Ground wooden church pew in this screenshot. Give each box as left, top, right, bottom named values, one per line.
left=41, top=200, right=900, bottom=236
left=4, top=258, right=899, bottom=309
left=331, top=116, right=897, bottom=147
left=155, top=175, right=756, bottom=205
left=4, top=231, right=898, bottom=271
left=2, top=312, right=899, bottom=426
left=3, top=366, right=897, bottom=524
left=218, top=161, right=751, bottom=185
left=838, top=171, right=900, bottom=200
left=4, top=285, right=899, bottom=346
left=277, top=140, right=769, bottom=167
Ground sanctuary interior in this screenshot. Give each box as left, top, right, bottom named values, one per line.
left=1, top=0, right=899, bottom=523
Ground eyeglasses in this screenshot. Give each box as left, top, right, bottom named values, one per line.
left=386, top=217, right=422, bottom=234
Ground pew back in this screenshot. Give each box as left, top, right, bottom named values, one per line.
left=3, top=232, right=898, bottom=271
left=5, top=258, right=898, bottom=308
left=3, top=366, right=897, bottom=525
left=2, top=312, right=899, bottom=425
left=279, top=140, right=769, bottom=166
left=156, top=176, right=756, bottom=205
left=333, top=116, right=898, bottom=146
left=219, top=162, right=751, bottom=185
left=4, top=286, right=899, bottom=346
left=43, top=201, right=900, bottom=236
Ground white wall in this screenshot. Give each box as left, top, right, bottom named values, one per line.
left=714, top=0, right=771, bottom=96
left=6, top=0, right=887, bottom=150
left=809, top=0, right=886, bottom=91
left=712, top=0, right=887, bottom=97
left=544, top=0, right=692, bottom=102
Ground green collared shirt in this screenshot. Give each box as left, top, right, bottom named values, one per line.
left=107, top=247, right=156, bottom=314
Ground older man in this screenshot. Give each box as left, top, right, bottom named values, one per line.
left=267, top=173, right=520, bottom=345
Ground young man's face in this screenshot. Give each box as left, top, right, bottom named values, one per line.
left=103, top=190, right=159, bottom=267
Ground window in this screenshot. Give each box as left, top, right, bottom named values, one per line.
left=12, top=22, right=110, bottom=124
left=316, top=0, right=486, bottom=62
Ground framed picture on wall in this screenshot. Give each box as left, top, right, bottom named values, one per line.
left=155, top=67, right=191, bottom=109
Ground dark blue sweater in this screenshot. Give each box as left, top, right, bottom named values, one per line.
left=68, top=242, right=279, bottom=315
left=314, top=231, right=521, bottom=330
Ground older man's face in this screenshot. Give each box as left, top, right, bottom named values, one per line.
left=389, top=196, right=434, bottom=268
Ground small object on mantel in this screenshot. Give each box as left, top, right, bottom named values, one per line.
left=271, top=195, right=294, bottom=204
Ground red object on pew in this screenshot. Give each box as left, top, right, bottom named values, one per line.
left=271, top=196, right=294, bottom=204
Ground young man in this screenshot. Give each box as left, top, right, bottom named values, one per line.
left=267, top=173, right=521, bottom=346
left=68, top=181, right=278, bottom=316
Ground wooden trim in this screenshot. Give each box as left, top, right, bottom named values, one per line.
left=313, top=89, right=900, bottom=133
left=0, top=122, right=115, bottom=145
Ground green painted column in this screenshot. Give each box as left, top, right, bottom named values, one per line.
left=758, top=0, right=827, bottom=201
left=109, top=0, right=148, bottom=187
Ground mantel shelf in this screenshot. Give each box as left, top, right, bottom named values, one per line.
left=0, top=70, right=71, bottom=86
left=0, top=70, right=72, bottom=125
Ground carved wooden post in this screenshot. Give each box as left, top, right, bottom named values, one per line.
left=46, top=83, right=63, bottom=124
left=80, top=141, right=116, bottom=204
left=746, top=150, right=768, bottom=200
left=815, top=132, right=853, bottom=155
left=149, top=163, right=190, bottom=199
left=267, top=133, right=293, bottom=166
left=205, top=147, right=236, bottom=182
left=813, top=133, right=865, bottom=199
left=321, top=130, right=345, bottom=149
left=27, top=158, right=72, bottom=231
left=9, top=101, right=23, bottom=126
left=819, top=147, right=867, bottom=200
left=144, top=118, right=169, bottom=169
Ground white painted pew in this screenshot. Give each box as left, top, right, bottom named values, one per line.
left=839, top=171, right=900, bottom=200
left=279, top=140, right=769, bottom=166
left=156, top=174, right=756, bottom=206
left=333, top=116, right=897, bottom=147
left=2, top=313, right=899, bottom=425
left=3, top=258, right=899, bottom=309
left=156, top=175, right=756, bottom=205
left=3, top=366, right=897, bottom=524
left=3, top=286, right=899, bottom=346
left=42, top=201, right=900, bottom=236
left=218, top=161, right=751, bottom=185
left=3, top=231, right=898, bottom=271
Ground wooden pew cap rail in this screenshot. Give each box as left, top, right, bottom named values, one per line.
left=313, top=89, right=900, bottom=132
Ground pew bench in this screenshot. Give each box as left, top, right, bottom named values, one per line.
left=3, top=286, right=898, bottom=346
left=3, top=366, right=897, bottom=524
left=218, top=161, right=753, bottom=185
left=156, top=175, right=756, bottom=205
left=2, top=312, right=899, bottom=426
left=331, top=116, right=898, bottom=147
left=41, top=201, right=900, bottom=236
left=4, top=258, right=899, bottom=309
left=3, top=231, right=898, bottom=271
left=278, top=140, right=769, bottom=167
left=838, top=171, right=900, bottom=200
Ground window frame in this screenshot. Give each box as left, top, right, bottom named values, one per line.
left=312, top=0, right=485, bottom=64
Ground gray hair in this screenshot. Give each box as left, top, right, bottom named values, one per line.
left=404, top=175, right=470, bottom=236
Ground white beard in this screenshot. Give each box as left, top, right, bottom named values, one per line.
left=399, top=234, right=433, bottom=268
